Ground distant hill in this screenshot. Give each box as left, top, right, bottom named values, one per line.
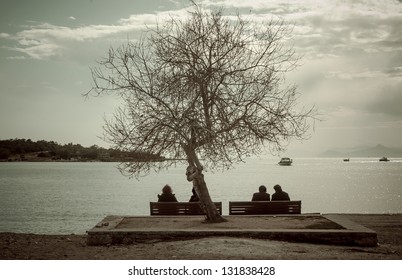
left=0, top=138, right=164, bottom=162
left=320, top=144, right=402, bottom=158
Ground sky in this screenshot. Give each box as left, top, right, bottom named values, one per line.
left=0, top=0, right=401, bottom=156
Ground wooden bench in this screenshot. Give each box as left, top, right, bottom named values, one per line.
left=150, top=202, right=222, bottom=216
left=229, top=201, right=301, bottom=215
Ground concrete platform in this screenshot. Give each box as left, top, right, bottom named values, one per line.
left=86, top=214, right=378, bottom=247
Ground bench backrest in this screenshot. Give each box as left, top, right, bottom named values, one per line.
left=229, top=201, right=301, bottom=215
left=150, top=202, right=222, bottom=216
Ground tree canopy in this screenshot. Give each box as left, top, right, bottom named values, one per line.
left=90, top=6, right=313, bottom=178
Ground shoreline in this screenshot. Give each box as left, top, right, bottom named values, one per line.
left=2, top=213, right=401, bottom=236
left=1, top=214, right=401, bottom=260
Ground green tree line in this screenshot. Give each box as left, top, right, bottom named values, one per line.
left=0, top=138, right=164, bottom=162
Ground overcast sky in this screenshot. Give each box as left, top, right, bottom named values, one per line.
left=1, top=0, right=401, bottom=156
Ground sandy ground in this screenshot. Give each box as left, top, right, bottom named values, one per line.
left=1, top=214, right=401, bottom=260
left=114, top=215, right=343, bottom=230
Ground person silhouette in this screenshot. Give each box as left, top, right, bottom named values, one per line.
left=252, top=185, right=271, bottom=201
left=157, top=184, right=178, bottom=202
left=189, top=188, right=199, bottom=202
left=271, top=184, right=290, bottom=201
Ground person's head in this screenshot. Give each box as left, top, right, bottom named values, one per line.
left=162, top=184, right=172, bottom=194
left=259, top=185, right=267, bottom=193
left=273, top=184, right=282, bottom=192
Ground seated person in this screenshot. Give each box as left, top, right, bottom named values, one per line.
left=157, top=184, right=178, bottom=202
left=271, top=184, right=290, bottom=201
left=252, top=185, right=270, bottom=201
left=189, top=188, right=199, bottom=202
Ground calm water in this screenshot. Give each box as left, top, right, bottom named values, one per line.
left=1, top=158, right=401, bottom=234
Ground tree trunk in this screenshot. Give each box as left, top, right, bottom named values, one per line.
left=186, top=165, right=225, bottom=223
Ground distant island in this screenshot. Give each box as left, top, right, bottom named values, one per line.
left=0, top=138, right=165, bottom=162
left=319, top=144, right=402, bottom=158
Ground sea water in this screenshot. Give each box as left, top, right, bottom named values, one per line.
left=0, top=158, right=401, bottom=234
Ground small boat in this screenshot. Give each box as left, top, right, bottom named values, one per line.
left=379, top=157, right=390, bottom=162
left=278, top=157, right=292, bottom=166
left=343, top=158, right=350, bottom=162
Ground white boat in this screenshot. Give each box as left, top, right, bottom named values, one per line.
left=278, top=157, right=292, bottom=166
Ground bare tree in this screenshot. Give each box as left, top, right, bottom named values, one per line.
left=88, top=6, right=314, bottom=222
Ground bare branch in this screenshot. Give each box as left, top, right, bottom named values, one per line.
left=89, top=5, right=316, bottom=177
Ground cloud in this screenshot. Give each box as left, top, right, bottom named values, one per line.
left=292, top=8, right=402, bottom=59
left=2, top=0, right=401, bottom=120
left=197, top=1, right=402, bottom=125
left=199, top=0, right=402, bottom=53
left=0, top=33, right=10, bottom=38
left=365, top=79, right=402, bottom=117
left=199, top=0, right=401, bottom=14
left=118, top=8, right=189, bottom=26
left=386, top=66, right=402, bottom=77
left=3, top=1, right=401, bottom=61
left=6, top=56, right=26, bottom=60
left=10, top=43, right=61, bottom=60
left=289, top=47, right=402, bottom=126
left=326, top=70, right=391, bottom=80
left=3, top=23, right=135, bottom=59
left=2, top=7, right=193, bottom=60
left=1, top=0, right=401, bottom=151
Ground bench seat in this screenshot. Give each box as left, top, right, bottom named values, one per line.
left=229, top=201, right=301, bottom=215
left=150, top=202, right=222, bottom=216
